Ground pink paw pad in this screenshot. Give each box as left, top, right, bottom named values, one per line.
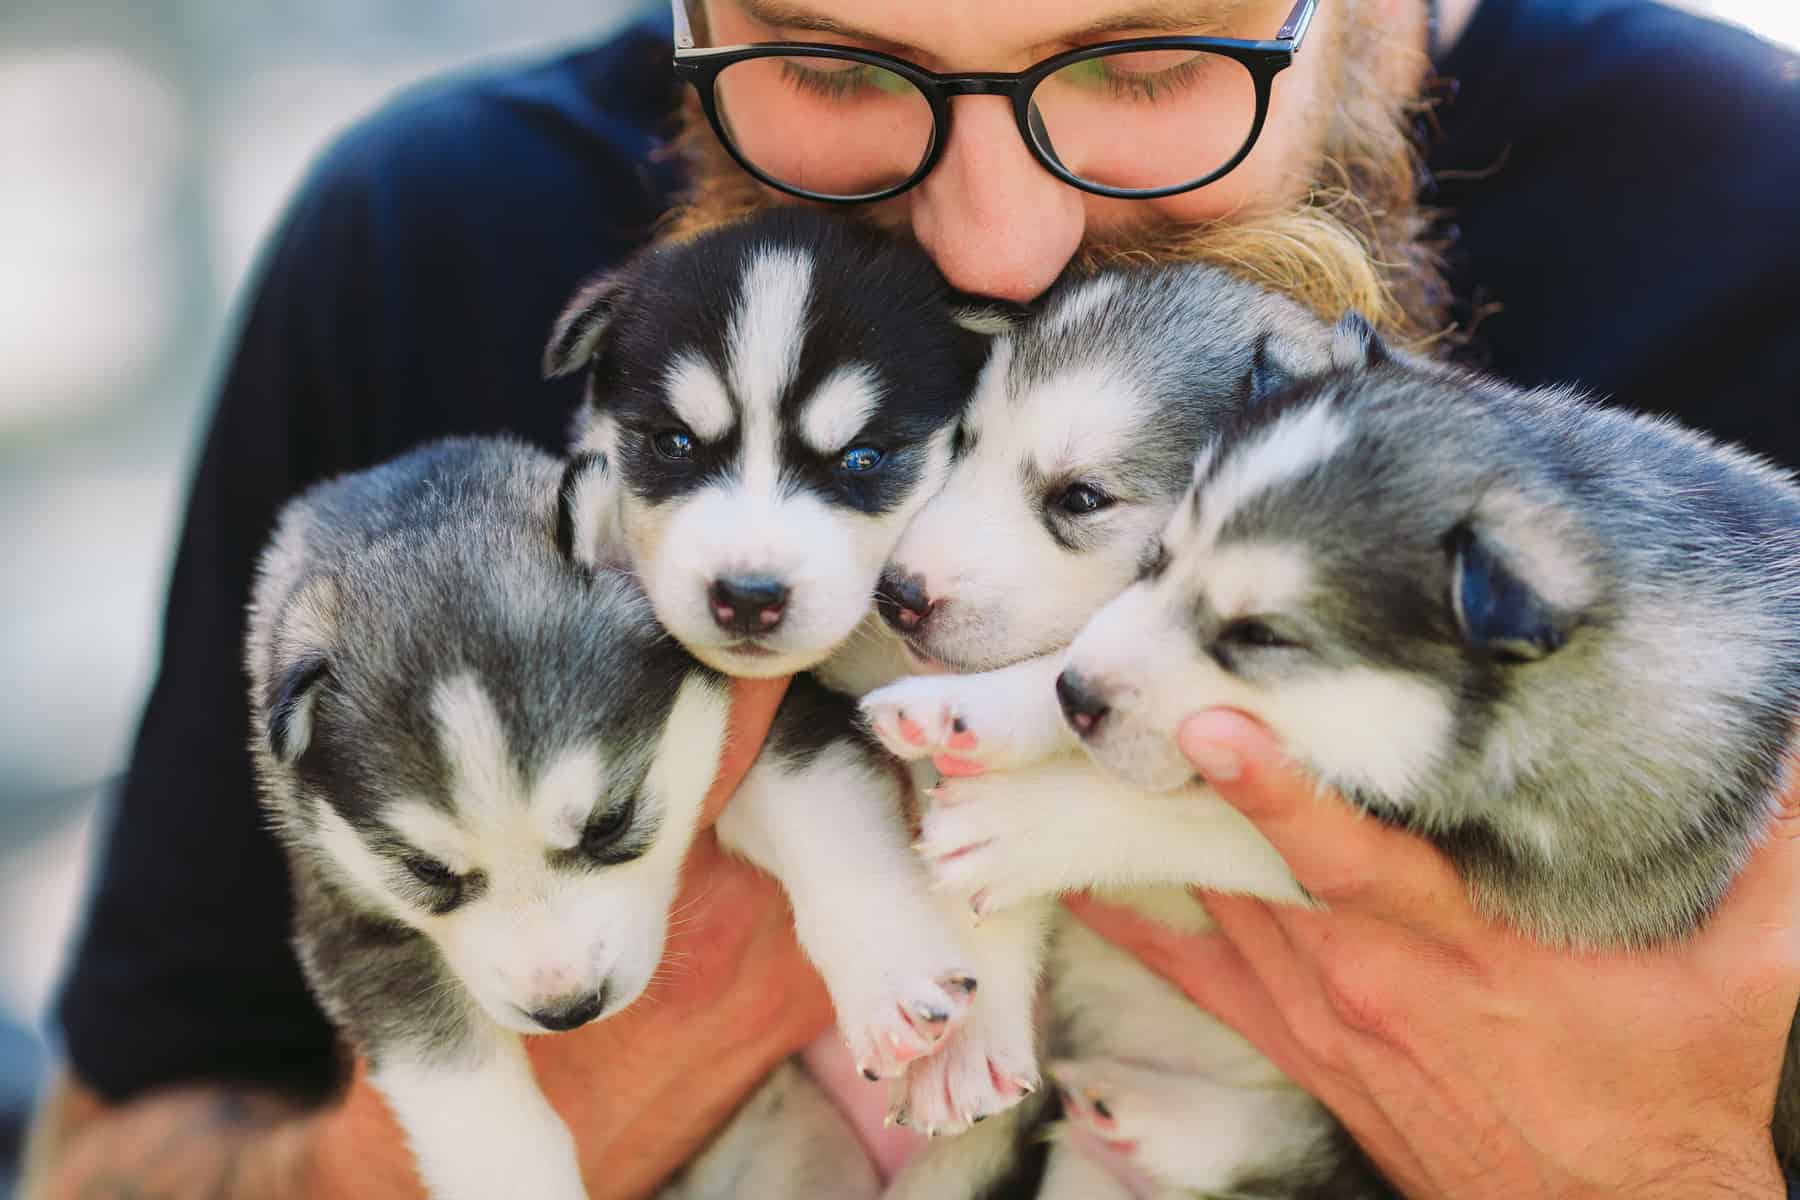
left=896, top=714, right=928, bottom=746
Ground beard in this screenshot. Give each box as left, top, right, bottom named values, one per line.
left=658, top=3, right=1450, bottom=346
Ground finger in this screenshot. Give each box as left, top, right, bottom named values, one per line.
left=1179, top=709, right=1473, bottom=935
left=699, top=675, right=792, bottom=829
left=1693, top=741, right=1800, bottom=986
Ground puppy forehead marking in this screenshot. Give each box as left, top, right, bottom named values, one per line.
left=1197, top=401, right=1350, bottom=545
left=799, top=363, right=883, bottom=454
left=431, top=673, right=521, bottom=820
left=1200, top=542, right=1315, bottom=619
left=531, top=744, right=606, bottom=850
left=386, top=799, right=475, bottom=871
left=1017, top=362, right=1147, bottom=478
left=728, top=246, right=812, bottom=414
left=663, top=353, right=735, bottom=442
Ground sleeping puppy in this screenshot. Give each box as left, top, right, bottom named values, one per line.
left=249, top=435, right=890, bottom=1200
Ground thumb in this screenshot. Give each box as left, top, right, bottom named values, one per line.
left=1176, top=709, right=1466, bottom=919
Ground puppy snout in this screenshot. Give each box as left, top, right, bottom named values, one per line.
left=1056, top=670, right=1111, bottom=738
left=529, top=985, right=610, bottom=1032
left=710, top=574, right=789, bottom=636
left=876, top=569, right=935, bottom=634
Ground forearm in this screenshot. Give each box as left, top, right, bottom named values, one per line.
left=24, top=1072, right=329, bottom=1200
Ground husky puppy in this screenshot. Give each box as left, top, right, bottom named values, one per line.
left=859, top=266, right=1390, bottom=1198
left=544, top=211, right=1059, bottom=1180
left=1064, top=317, right=1800, bottom=949
left=248, top=435, right=931, bottom=1200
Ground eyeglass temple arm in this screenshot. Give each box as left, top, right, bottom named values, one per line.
left=671, top=0, right=696, bottom=50
left=1277, top=0, right=1319, bottom=47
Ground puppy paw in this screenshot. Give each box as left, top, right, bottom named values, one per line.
left=1049, top=1059, right=1143, bottom=1153
left=889, top=1017, right=1039, bottom=1137
left=915, top=778, right=1052, bottom=915
left=861, top=676, right=1029, bottom=777
left=839, top=969, right=979, bottom=1081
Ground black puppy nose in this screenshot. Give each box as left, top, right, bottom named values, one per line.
left=877, top=570, right=934, bottom=634
left=710, top=575, right=789, bottom=635
left=531, top=987, right=608, bottom=1032
left=1056, top=670, right=1110, bottom=738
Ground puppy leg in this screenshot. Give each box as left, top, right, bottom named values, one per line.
left=660, top=1059, right=880, bottom=1200
left=719, top=737, right=977, bottom=1081
left=916, top=758, right=1306, bottom=913
left=1035, top=1138, right=1156, bottom=1200
left=862, top=653, right=1076, bottom=775
left=894, top=895, right=1051, bottom=1134
left=373, top=1024, right=586, bottom=1200
left=882, top=1089, right=1054, bottom=1200
left=1049, top=1056, right=1336, bottom=1197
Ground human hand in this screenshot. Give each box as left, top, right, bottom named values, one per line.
left=1064, top=708, right=1800, bottom=1200
left=306, top=675, right=835, bottom=1200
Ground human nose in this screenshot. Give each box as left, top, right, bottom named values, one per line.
left=906, top=96, right=1085, bottom=303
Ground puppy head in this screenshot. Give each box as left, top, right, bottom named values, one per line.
left=1062, top=320, right=1599, bottom=804
left=548, top=210, right=1016, bottom=677
left=881, top=264, right=1340, bottom=671
left=252, top=462, right=727, bottom=1035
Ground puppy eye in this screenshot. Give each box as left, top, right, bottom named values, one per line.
left=840, top=445, right=884, bottom=473
left=653, top=431, right=695, bottom=460
left=404, top=856, right=461, bottom=888
left=582, top=799, right=635, bottom=857
left=1218, top=619, right=1298, bottom=650
left=1056, top=483, right=1113, bottom=516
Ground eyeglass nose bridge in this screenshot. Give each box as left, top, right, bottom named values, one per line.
left=931, top=74, right=1027, bottom=99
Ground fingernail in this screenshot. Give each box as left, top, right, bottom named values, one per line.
left=1183, top=739, right=1241, bottom=784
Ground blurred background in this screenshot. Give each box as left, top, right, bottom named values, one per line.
left=0, top=0, right=1793, bottom=1193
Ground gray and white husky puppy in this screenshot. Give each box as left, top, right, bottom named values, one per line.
left=860, top=266, right=1398, bottom=1198
left=248, top=436, right=902, bottom=1200
left=1065, top=318, right=1800, bottom=949
left=947, top=314, right=1800, bottom=1195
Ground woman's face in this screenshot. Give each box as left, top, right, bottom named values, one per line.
left=700, top=0, right=1350, bottom=301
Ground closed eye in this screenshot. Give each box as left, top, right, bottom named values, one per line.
left=581, top=797, right=639, bottom=863
left=1217, top=618, right=1301, bottom=651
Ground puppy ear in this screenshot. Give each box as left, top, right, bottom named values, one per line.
left=544, top=272, right=628, bottom=380
left=949, top=294, right=1032, bottom=337
left=266, top=653, right=331, bottom=763
left=1245, top=332, right=1297, bottom=405
left=1329, top=311, right=1393, bottom=371
left=556, top=451, right=626, bottom=571
left=1449, top=524, right=1576, bottom=662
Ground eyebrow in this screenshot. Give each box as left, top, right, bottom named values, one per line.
left=730, top=0, right=1256, bottom=56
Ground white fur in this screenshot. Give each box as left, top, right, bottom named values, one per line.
left=375, top=1030, right=587, bottom=1200
left=727, top=248, right=811, bottom=416
left=799, top=363, right=883, bottom=454
left=663, top=352, right=736, bottom=441
left=1193, top=399, right=1349, bottom=547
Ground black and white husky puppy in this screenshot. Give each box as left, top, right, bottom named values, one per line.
left=544, top=211, right=1059, bottom=1189
left=858, top=266, right=1396, bottom=1198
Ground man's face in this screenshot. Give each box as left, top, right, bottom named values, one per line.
left=700, top=0, right=1413, bottom=303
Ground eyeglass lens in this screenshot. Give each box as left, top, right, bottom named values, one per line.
left=710, top=47, right=1260, bottom=199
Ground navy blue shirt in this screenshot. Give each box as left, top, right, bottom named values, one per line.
left=56, top=0, right=1800, bottom=1112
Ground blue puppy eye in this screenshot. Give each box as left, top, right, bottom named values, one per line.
left=653, top=431, right=694, bottom=460
left=840, top=445, right=884, bottom=473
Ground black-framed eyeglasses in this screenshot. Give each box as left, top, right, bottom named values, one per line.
left=671, top=0, right=1318, bottom=204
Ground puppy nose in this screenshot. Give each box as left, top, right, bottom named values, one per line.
left=877, top=570, right=934, bottom=634
left=530, top=986, right=609, bottom=1032
left=710, top=574, right=789, bottom=635
left=1056, top=670, right=1110, bottom=737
